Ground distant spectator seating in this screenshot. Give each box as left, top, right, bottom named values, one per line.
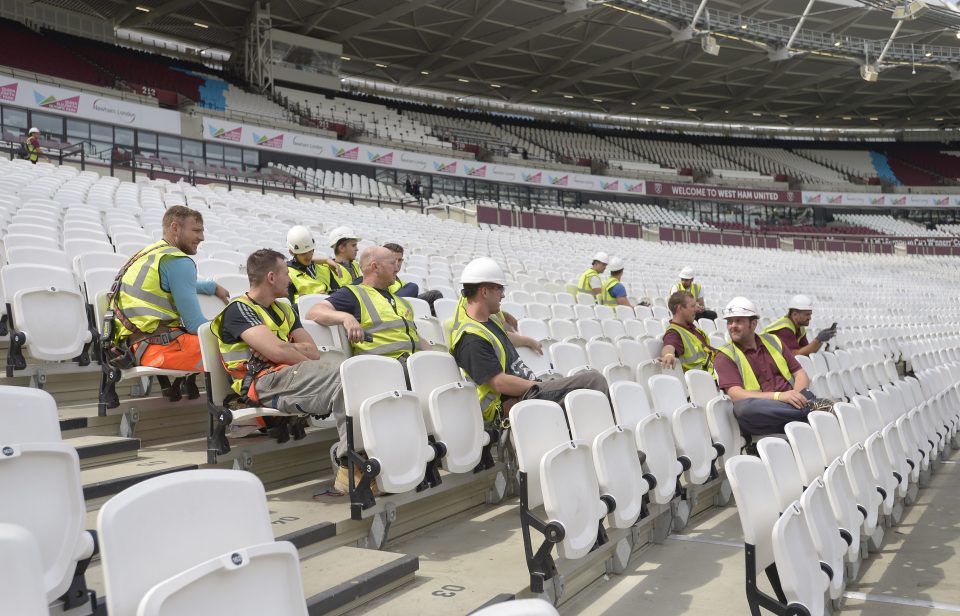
left=836, top=214, right=951, bottom=237
left=590, top=201, right=710, bottom=227
left=0, top=18, right=109, bottom=87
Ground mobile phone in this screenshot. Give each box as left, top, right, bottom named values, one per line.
left=830, top=322, right=837, bottom=330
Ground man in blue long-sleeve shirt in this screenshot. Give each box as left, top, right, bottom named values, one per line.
left=112, top=205, right=229, bottom=372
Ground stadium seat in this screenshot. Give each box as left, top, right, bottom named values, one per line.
left=550, top=342, right=590, bottom=377
left=97, top=470, right=308, bottom=616
left=649, top=374, right=720, bottom=485
left=471, top=598, right=559, bottom=616
left=685, top=369, right=744, bottom=466
left=509, top=399, right=607, bottom=593
left=0, top=427, right=97, bottom=609
left=609, top=381, right=683, bottom=507
left=585, top=340, right=632, bottom=384
left=407, top=351, right=495, bottom=473
left=771, top=502, right=832, bottom=616
left=725, top=455, right=787, bottom=616
left=564, top=389, right=651, bottom=528
left=340, top=355, right=442, bottom=513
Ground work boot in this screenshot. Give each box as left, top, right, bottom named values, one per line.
left=268, top=417, right=291, bottom=443
left=290, top=416, right=308, bottom=441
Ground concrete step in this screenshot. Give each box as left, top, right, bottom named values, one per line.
left=68, top=434, right=140, bottom=469
left=58, top=396, right=208, bottom=446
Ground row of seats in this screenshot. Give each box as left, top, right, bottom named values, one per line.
left=726, top=345, right=960, bottom=614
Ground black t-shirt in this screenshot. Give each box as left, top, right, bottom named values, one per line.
left=453, top=319, right=535, bottom=386
left=219, top=296, right=303, bottom=345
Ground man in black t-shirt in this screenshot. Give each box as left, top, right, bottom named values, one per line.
left=211, top=249, right=345, bottom=442
left=450, top=257, right=609, bottom=426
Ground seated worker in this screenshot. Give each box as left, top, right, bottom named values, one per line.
left=212, top=248, right=344, bottom=443
left=670, top=266, right=717, bottom=321
left=451, top=257, right=608, bottom=427
left=763, top=294, right=837, bottom=356
left=576, top=252, right=608, bottom=301
left=108, top=205, right=229, bottom=373
left=660, top=290, right=714, bottom=373
left=326, top=226, right=363, bottom=290
left=285, top=225, right=344, bottom=304
left=714, top=296, right=831, bottom=439
left=600, top=256, right=632, bottom=308
left=383, top=242, right=443, bottom=314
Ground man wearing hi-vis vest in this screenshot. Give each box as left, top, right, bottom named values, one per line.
left=660, top=290, right=714, bottom=373
left=670, top=266, right=717, bottom=321
left=212, top=249, right=344, bottom=444
left=109, top=206, right=230, bottom=373
left=308, top=245, right=424, bottom=493
left=450, top=257, right=609, bottom=427
left=714, top=296, right=832, bottom=438
left=284, top=225, right=347, bottom=305
left=575, top=251, right=608, bottom=301
left=763, top=294, right=837, bottom=356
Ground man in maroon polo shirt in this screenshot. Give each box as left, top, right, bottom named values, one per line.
left=714, top=296, right=830, bottom=438
left=762, top=294, right=836, bottom=356
left=660, top=290, right=714, bottom=373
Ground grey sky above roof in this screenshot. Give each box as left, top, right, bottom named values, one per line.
left=32, top=0, right=960, bottom=127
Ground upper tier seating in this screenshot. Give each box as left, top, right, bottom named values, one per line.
left=796, top=149, right=879, bottom=181
left=835, top=214, right=951, bottom=237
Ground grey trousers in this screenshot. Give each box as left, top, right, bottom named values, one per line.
left=253, top=357, right=346, bottom=434
left=732, top=389, right=821, bottom=436
left=525, top=369, right=610, bottom=408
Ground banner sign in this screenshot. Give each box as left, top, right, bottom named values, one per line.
left=1, top=78, right=181, bottom=134
left=801, top=191, right=960, bottom=208
left=647, top=181, right=800, bottom=205
left=201, top=117, right=645, bottom=196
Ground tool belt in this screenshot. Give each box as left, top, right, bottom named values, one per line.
left=223, top=356, right=283, bottom=409
left=102, top=316, right=186, bottom=370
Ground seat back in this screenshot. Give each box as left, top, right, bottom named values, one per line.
left=0, top=385, right=61, bottom=443
left=648, top=374, right=688, bottom=421
left=565, top=389, right=648, bottom=528
left=809, top=411, right=846, bottom=465
left=784, top=422, right=827, bottom=486
left=509, top=400, right=571, bottom=509
left=834, top=402, right=870, bottom=448
left=197, top=322, right=238, bottom=411
left=98, top=470, right=305, bottom=616
left=471, top=598, right=560, bottom=616
left=434, top=298, right=457, bottom=324
left=0, top=442, right=91, bottom=601
left=757, top=437, right=804, bottom=513
left=0, top=524, right=47, bottom=616
left=771, top=503, right=830, bottom=616
left=684, top=369, right=720, bottom=408
left=551, top=342, right=589, bottom=376
left=823, top=458, right=865, bottom=545
left=800, top=477, right=850, bottom=594
left=725, top=455, right=779, bottom=573
left=13, top=286, right=91, bottom=360
left=841, top=444, right=880, bottom=532
left=585, top=339, right=621, bottom=370
left=600, top=318, right=627, bottom=341
left=609, top=381, right=654, bottom=430
left=616, top=338, right=649, bottom=370
left=408, top=351, right=485, bottom=472
left=577, top=319, right=604, bottom=341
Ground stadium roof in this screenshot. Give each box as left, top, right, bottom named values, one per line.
left=38, top=0, right=960, bottom=128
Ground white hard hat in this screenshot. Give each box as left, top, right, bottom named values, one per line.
left=28, top=127, right=39, bottom=134
left=723, top=296, right=758, bottom=319
left=788, top=294, right=814, bottom=311
left=608, top=256, right=625, bottom=272
left=286, top=225, right=315, bottom=254
left=460, top=257, right=506, bottom=285
left=679, top=266, right=695, bottom=279
left=328, top=225, right=359, bottom=248
left=592, top=251, right=609, bottom=264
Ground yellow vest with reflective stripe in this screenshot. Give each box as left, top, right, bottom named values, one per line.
left=211, top=294, right=296, bottom=395
left=666, top=323, right=714, bottom=374
left=287, top=260, right=330, bottom=303
left=346, top=284, right=419, bottom=358
left=763, top=316, right=806, bottom=343
left=329, top=260, right=361, bottom=289
left=450, top=313, right=508, bottom=423
left=113, top=240, right=187, bottom=341
left=717, top=333, right=793, bottom=392
left=600, top=277, right=621, bottom=306
left=577, top=267, right=601, bottom=298
left=449, top=296, right=507, bottom=345
left=671, top=281, right=702, bottom=299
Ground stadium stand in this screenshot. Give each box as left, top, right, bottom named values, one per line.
left=4, top=3, right=960, bottom=612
